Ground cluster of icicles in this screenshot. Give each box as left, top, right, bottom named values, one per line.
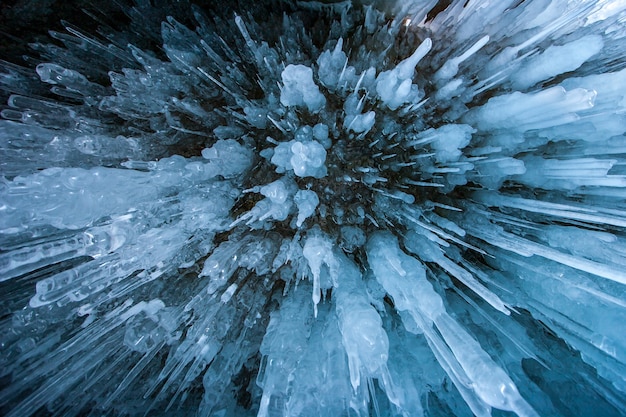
left=1, top=0, right=626, bottom=416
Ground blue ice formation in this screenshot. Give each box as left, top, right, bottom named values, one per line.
left=1, top=0, right=626, bottom=415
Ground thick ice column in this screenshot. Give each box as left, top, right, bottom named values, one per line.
left=302, top=233, right=335, bottom=315
left=257, top=288, right=313, bottom=417
left=510, top=35, right=603, bottom=89
left=0, top=167, right=158, bottom=232
left=302, top=232, right=391, bottom=406
left=284, top=305, right=358, bottom=416
left=518, top=157, right=626, bottom=190
left=0, top=145, right=246, bottom=233
left=375, top=38, right=431, bottom=110
left=0, top=215, right=134, bottom=282
left=332, top=250, right=390, bottom=392
left=28, top=184, right=236, bottom=307
left=434, top=35, right=489, bottom=83
left=404, top=230, right=510, bottom=315
left=367, top=232, right=538, bottom=417
left=293, top=189, right=319, bottom=227
left=463, top=212, right=626, bottom=286
left=463, top=86, right=596, bottom=131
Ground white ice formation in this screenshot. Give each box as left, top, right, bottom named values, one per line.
left=1, top=0, right=626, bottom=416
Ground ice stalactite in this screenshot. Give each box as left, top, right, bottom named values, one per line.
left=1, top=0, right=626, bottom=416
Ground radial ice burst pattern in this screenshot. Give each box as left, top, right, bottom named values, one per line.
left=2, top=0, right=626, bottom=416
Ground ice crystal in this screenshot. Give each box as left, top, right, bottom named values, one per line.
left=1, top=0, right=626, bottom=416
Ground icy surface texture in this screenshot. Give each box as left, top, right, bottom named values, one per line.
left=280, top=65, right=327, bottom=112
left=2, top=0, right=626, bottom=416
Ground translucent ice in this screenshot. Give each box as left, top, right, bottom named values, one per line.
left=290, top=140, right=327, bottom=178
left=2, top=1, right=626, bottom=416
left=510, top=35, right=604, bottom=89
left=376, top=38, right=431, bottom=110
left=294, top=189, right=319, bottom=227
left=367, top=232, right=537, bottom=417
left=201, top=139, right=253, bottom=178
left=280, top=64, right=326, bottom=112
left=270, top=139, right=327, bottom=178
